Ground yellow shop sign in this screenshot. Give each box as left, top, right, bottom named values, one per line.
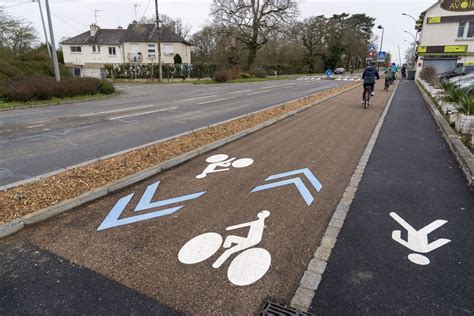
left=441, top=0, right=474, bottom=11
left=418, top=46, right=427, bottom=53
left=427, top=16, right=441, bottom=24
left=444, top=45, right=468, bottom=53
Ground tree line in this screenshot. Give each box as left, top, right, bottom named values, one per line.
left=1, top=1, right=377, bottom=76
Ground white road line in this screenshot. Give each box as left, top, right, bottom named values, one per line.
left=256, top=85, right=279, bottom=90
left=109, top=107, right=178, bottom=120
left=247, top=90, right=271, bottom=96
left=26, top=124, right=45, bottom=129
left=177, top=95, right=217, bottom=102
left=228, top=89, right=254, bottom=94
left=80, top=104, right=155, bottom=117
left=198, top=98, right=231, bottom=105
left=42, top=128, right=50, bottom=131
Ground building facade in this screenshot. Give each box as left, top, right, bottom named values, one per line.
left=416, top=0, right=474, bottom=74
left=61, top=23, right=191, bottom=78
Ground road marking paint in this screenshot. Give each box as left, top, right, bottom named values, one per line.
left=97, top=181, right=206, bottom=231
left=228, top=89, right=254, bottom=94
left=80, top=104, right=155, bottom=117
left=247, top=90, right=271, bottom=96
left=390, top=212, right=451, bottom=265
left=42, top=128, right=50, bottom=131
left=179, top=211, right=271, bottom=286
left=177, top=95, right=217, bottom=102
left=198, top=98, right=231, bottom=105
left=26, top=124, right=45, bottom=129
left=196, top=154, right=254, bottom=179
left=109, top=107, right=178, bottom=120
left=257, top=85, right=279, bottom=90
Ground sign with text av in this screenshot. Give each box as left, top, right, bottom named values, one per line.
left=441, top=0, right=474, bottom=12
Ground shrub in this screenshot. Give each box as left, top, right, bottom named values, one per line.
left=443, top=86, right=470, bottom=104
left=212, top=69, right=233, bottom=83
left=457, top=95, right=474, bottom=116
left=419, top=66, right=438, bottom=85
left=99, top=80, right=115, bottom=94
left=240, top=73, right=251, bottom=79
left=250, top=68, right=267, bottom=78
left=5, top=77, right=115, bottom=102
left=173, top=53, right=182, bottom=65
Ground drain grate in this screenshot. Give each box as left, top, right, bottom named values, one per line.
left=260, top=301, right=312, bottom=316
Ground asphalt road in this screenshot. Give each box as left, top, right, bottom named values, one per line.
left=0, top=81, right=392, bottom=315
left=0, top=79, right=348, bottom=187
left=311, top=81, right=474, bottom=315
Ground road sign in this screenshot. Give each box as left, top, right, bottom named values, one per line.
left=251, top=168, right=323, bottom=206
left=378, top=51, right=387, bottom=62
left=97, top=181, right=206, bottom=230
left=390, top=212, right=451, bottom=266
left=368, top=44, right=376, bottom=52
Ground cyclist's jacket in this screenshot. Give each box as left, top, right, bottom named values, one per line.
left=362, top=65, right=380, bottom=84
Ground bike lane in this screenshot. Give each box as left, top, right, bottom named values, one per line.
left=311, top=81, right=474, bottom=314
left=0, top=83, right=394, bottom=315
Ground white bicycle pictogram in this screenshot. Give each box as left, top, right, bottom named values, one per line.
left=196, top=154, right=254, bottom=179
left=178, top=211, right=271, bottom=286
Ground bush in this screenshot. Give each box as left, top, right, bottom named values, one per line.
left=443, top=86, right=470, bottom=104
left=212, top=69, right=233, bottom=83
left=5, top=77, right=115, bottom=102
left=240, top=73, right=251, bottom=79
left=457, top=95, right=474, bottom=116
left=420, top=66, right=438, bottom=85
left=99, top=80, right=115, bottom=94
left=250, top=68, right=267, bottom=78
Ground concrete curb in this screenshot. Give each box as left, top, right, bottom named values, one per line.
left=0, top=83, right=360, bottom=240
left=0, top=82, right=358, bottom=192
left=290, top=81, right=400, bottom=312
left=416, top=81, right=474, bottom=187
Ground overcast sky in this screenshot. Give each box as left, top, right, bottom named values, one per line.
left=2, top=0, right=436, bottom=63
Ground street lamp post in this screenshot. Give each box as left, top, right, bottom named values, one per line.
left=154, top=0, right=163, bottom=83
left=377, top=25, right=384, bottom=70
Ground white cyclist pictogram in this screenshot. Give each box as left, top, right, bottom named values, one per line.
left=178, top=211, right=271, bottom=286
left=196, top=154, right=254, bottom=179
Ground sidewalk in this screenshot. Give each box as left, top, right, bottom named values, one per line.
left=311, top=80, right=474, bottom=314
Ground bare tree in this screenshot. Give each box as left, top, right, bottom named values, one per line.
left=211, top=0, right=300, bottom=68
left=140, top=14, right=192, bottom=40
left=0, top=7, right=38, bottom=55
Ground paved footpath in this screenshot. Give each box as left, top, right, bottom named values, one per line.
left=311, top=80, right=474, bottom=314
left=1, top=82, right=393, bottom=315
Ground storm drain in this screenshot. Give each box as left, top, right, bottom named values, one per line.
left=261, top=301, right=312, bottom=315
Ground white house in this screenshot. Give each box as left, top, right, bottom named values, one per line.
left=416, top=0, right=474, bottom=74
left=61, top=23, right=192, bottom=78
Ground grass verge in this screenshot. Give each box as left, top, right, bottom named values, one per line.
left=0, top=92, right=119, bottom=111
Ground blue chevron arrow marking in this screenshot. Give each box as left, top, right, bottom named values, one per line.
left=251, top=168, right=322, bottom=206
left=97, top=181, right=206, bottom=231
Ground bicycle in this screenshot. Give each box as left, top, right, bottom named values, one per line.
left=363, top=85, right=372, bottom=109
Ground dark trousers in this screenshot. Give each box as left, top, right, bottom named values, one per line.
left=363, top=83, right=375, bottom=99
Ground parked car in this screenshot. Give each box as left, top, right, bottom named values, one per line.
left=457, top=77, right=474, bottom=92
left=439, top=64, right=474, bottom=81
left=334, top=68, right=345, bottom=75
left=448, top=72, right=474, bottom=85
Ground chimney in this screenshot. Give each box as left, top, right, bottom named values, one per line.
left=117, top=25, right=123, bottom=29
left=90, top=24, right=99, bottom=37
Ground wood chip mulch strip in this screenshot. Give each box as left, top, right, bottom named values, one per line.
left=0, top=83, right=359, bottom=225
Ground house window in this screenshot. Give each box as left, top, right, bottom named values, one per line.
left=92, top=45, right=101, bottom=53
left=108, top=47, right=116, bottom=56
left=164, top=44, right=174, bottom=55
left=467, top=22, right=474, bottom=38
left=148, top=44, right=156, bottom=58
left=458, top=22, right=466, bottom=38
left=70, top=46, right=82, bottom=53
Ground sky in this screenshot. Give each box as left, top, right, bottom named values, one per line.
left=2, top=0, right=436, bottom=64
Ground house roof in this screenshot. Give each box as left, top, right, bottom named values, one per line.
left=61, top=23, right=190, bottom=45
left=61, top=29, right=126, bottom=45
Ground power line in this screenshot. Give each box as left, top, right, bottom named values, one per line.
left=50, top=10, right=83, bottom=33
left=141, top=0, right=151, bottom=20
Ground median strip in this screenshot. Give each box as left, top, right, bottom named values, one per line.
left=0, top=82, right=359, bottom=235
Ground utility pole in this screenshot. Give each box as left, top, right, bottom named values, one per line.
left=35, top=0, right=51, bottom=57
left=155, top=0, right=163, bottom=83
left=398, top=45, right=402, bottom=66
left=134, top=4, right=140, bottom=21
left=377, top=25, right=385, bottom=70
left=44, top=0, right=61, bottom=81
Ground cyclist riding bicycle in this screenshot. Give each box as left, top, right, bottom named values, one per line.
left=384, top=65, right=393, bottom=90
left=362, top=60, right=380, bottom=103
